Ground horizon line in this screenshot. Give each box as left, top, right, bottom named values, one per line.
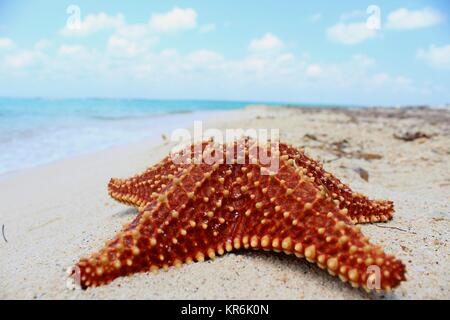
left=1, top=96, right=446, bottom=108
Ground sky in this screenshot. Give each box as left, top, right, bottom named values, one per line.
left=0, top=0, right=449, bottom=105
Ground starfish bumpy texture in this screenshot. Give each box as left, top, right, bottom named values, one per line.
left=74, top=139, right=406, bottom=291
left=109, top=142, right=395, bottom=224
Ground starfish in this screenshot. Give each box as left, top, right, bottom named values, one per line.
left=73, top=139, right=406, bottom=291
left=108, top=142, right=394, bottom=224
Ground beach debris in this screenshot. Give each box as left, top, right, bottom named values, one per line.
left=357, top=152, right=383, bottom=161
left=400, top=245, right=412, bottom=253
left=353, top=167, right=369, bottom=182
left=431, top=147, right=450, bottom=156
left=330, top=138, right=351, bottom=151
left=393, top=131, right=432, bottom=142
left=255, top=115, right=275, bottom=120
left=347, top=115, right=359, bottom=124
left=375, top=225, right=416, bottom=235
left=433, top=240, right=443, bottom=247
left=330, top=141, right=382, bottom=161
left=303, top=133, right=318, bottom=141
left=72, top=138, right=405, bottom=291
left=303, top=136, right=383, bottom=161
left=1, top=224, right=7, bottom=243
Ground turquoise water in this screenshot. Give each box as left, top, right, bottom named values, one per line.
left=0, top=98, right=278, bottom=175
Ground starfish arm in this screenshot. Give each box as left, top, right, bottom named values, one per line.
left=233, top=160, right=405, bottom=291
left=108, top=155, right=178, bottom=209
left=279, top=143, right=395, bottom=224
left=76, top=160, right=237, bottom=288
left=108, top=142, right=211, bottom=209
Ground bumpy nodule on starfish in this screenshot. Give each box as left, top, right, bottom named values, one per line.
left=74, top=139, right=406, bottom=291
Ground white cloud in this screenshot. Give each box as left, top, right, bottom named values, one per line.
left=306, top=64, right=323, bottom=77
left=60, top=12, right=125, bottom=36
left=386, top=7, right=443, bottom=30
left=107, top=34, right=157, bottom=57
left=108, top=35, right=139, bottom=56
left=249, top=33, right=284, bottom=52
left=417, top=44, right=450, bottom=70
left=199, top=23, right=216, bottom=33
left=160, top=49, right=179, bottom=58
left=55, top=45, right=102, bottom=75
left=34, top=39, right=52, bottom=50
left=107, top=22, right=159, bottom=57
left=372, top=72, right=390, bottom=85
left=116, top=23, right=150, bottom=38
left=275, top=53, right=295, bottom=65
left=371, top=73, right=412, bottom=89
left=0, top=37, right=15, bottom=50
left=352, top=54, right=376, bottom=68
left=285, top=53, right=414, bottom=94
left=58, top=44, right=87, bottom=56
left=4, top=51, right=37, bottom=68
left=149, top=7, right=197, bottom=33
left=177, top=50, right=225, bottom=73
left=309, top=13, right=322, bottom=23
left=0, top=16, right=431, bottom=103
left=395, top=76, right=413, bottom=87
left=327, top=22, right=376, bottom=45
left=187, top=50, right=223, bottom=64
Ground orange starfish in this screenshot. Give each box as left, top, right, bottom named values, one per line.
left=73, top=139, right=406, bottom=291
left=109, top=142, right=394, bottom=224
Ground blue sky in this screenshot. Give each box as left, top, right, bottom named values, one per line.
left=0, top=0, right=449, bottom=105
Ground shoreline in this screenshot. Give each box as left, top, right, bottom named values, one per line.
left=2, top=104, right=449, bottom=180
left=0, top=105, right=449, bottom=299
left=0, top=109, right=230, bottom=179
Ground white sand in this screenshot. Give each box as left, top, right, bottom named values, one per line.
left=0, top=106, right=449, bottom=299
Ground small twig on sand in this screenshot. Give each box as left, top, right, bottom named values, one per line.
left=2, top=224, right=7, bottom=243
left=374, top=224, right=416, bottom=234
left=324, top=157, right=342, bottom=163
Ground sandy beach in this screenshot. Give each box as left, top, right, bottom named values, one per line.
left=0, top=105, right=449, bottom=300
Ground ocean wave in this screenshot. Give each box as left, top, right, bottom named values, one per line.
left=89, top=109, right=193, bottom=121
left=0, top=106, right=223, bottom=175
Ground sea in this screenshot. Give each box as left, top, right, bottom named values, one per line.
left=0, top=98, right=284, bottom=175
